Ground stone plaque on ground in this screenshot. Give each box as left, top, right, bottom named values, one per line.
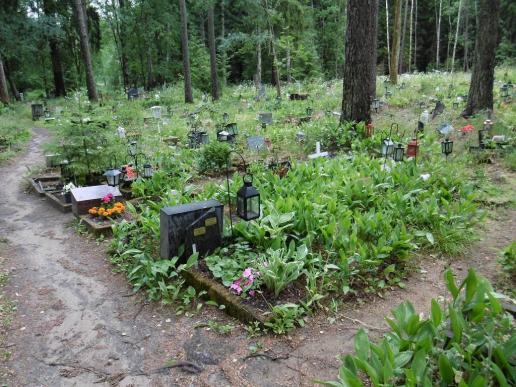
left=247, top=136, right=266, bottom=151
left=71, top=185, right=122, bottom=217
left=258, top=112, right=273, bottom=125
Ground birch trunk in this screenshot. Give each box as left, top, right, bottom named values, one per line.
left=451, top=0, right=463, bottom=74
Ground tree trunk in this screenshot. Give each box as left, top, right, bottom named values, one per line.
left=341, top=0, right=378, bottom=124
left=389, top=0, right=402, bottom=84
left=0, top=53, right=10, bottom=105
left=220, top=0, right=227, bottom=86
left=451, top=0, right=463, bottom=74
left=178, top=0, right=193, bottom=103
left=43, top=0, right=66, bottom=97
left=119, top=0, right=130, bottom=91
left=408, top=0, right=414, bottom=73
left=463, top=2, right=469, bottom=71
left=385, top=0, right=391, bottom=72
left=200, top=12, right=206, bottom=46
left=286, top=43, right=292, bottom=83
left=73, top=0, right=98, bottom=102
left=207, top=6, right=220, bottom=100
left=463, top=0, right=500, bottom=116
left=413, top=0, right=417, bottom=70
left=4, top=62, right=21, bottom=101
left=399, top=0, right=408, bottom=74
left=255, top=36, right=262, bottom=92
left=436, top=0, right=442, bottom=68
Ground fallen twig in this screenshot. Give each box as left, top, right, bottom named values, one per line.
left=243, top=352, right=290, bottom=362
left=341, top=315, right=387, bottom=331
left=134, top=361, right=203, bottom=375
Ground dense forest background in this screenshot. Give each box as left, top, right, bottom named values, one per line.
left=0, top=0, right=515, bottom=98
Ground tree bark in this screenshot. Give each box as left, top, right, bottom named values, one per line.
left=389, top=0, right=402, bottom=84
left=385, top=0, right=391, bottom=72
left=436, top=0, right=442, bottom=68
left=43, top=0, right=66, bottom=97
left=73, top=0, right=98, bottom=102
left=220, top=0, right=227, bottom=86
left=413, top=0, right=417, bottom=70
left=463, top=2, right=469, bottom=71
left=463, top=0, right=500, bottom=116
left=399, top=0, right=408, bottom=73
left=0, top=53, right=10, bottom=105
left=118, top=0, right=130, bottom=91
left=178, top=0, right=193, bottom=103
left=255, top=35, right=262, bottom=92
left=451, top=0, right=463, bottom=74
left=341, top=0, right=378, bottom=124
left=408, top=0, right=414, bottom=73
left=207, top=6, right=220, bottom=100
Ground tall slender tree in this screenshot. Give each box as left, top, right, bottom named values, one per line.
left=73, top=0, right=98, bottom=102
left=43, top=0, right=66, bottom=97
left=389, top=0, right=402, bottom=84
left=207, top=4, right=220, bottom=100
left=341, top=0, right=378, bottom=124
left=0, top=53, right=10, bottom=105
left=178, top=0, right=193, bottom=103
left=436, top=0, right=442, bottom=68
left=463, top=0, right=500, bottom=116
left=450, top=0, right=463, bottom=74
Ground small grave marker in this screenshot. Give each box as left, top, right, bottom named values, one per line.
left=308, top=142, right=328, bottom=159
left=71, top=185, right=122, bottom=217
left=247, top=136, right=266, bottom=151
left=258, top=112, right=273, bottom=125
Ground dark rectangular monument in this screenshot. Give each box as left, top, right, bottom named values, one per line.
left=160, top=200, right=224, bottom=264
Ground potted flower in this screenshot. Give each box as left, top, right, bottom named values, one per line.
left=62, top=182, right=76, bottom=203
left=87, top=193, right=125, bottom=220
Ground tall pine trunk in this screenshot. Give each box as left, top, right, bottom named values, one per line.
left=463, top=2, right=469, bottom=71
left=389, top=0, right=402, bottom=84
left=399, top=0, right=408, bottom=74
left=408, top=0, right=414, bottom=72
left=451, top=0, right=463, bottom=74
left=0, top=53, right=10, bottom=105
left=255, top=36, right=262, bottom=92
left=341, top=0, right=378, bottom=124
left=178, top=0, right=193, bottom=103
left=220, top=0, right=227, bottom=86
left=463, top=0, right=500, bottom=116
left=385, top=0, right=391, bottom=72
left=413, top=0, right=417, bottom=69
left=207, top=6, right=220, bottom=100
left=73, top=0, right=97, bottom=102
left=43, top=0, right=66, bottom=97
left=119, top=0, right=130, bottom=91
left=436, top=0, right=442, bottom=68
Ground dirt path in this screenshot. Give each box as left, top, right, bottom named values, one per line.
left=0, top=128, right=514, bottom=386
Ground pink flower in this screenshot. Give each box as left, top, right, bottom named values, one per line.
left=102, top=193, right=113, bottom=203
left=230, top=279, right=242, bottom=295
left=243, top=268, right=253, bottom=279
left=249, top=290, right=256, bottom=297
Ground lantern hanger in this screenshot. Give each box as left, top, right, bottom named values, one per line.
left=225, top=150, right=250, bottom=235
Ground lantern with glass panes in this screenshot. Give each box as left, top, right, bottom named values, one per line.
left=127, top=140, right=145, bottom=178
left=384, top=80, right=392, bottom=97
left=381, top=123, right=399, bottom=158
left=225, top=151, right=261, bottom=234
left=222, top=112, right=229, bottom=123
left=306, top=107, right=313, bottom=116
left=501, top=84, right=509, bottom=99
left=393, top=143, right=405, bottom=162
left=104, top=168, right=122, bottom=187
left=441, top=138, right=453, bottom=161
left=372, top=98, right=380, bottom=113
left=143, top=163, right=153, bottom=178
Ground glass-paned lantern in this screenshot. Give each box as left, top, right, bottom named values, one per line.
left=394, top=143, right=405, bottom=162
left=143, top=163, right=153, bottom=178
left=441, top=138, right=453, bottom=156
left=236, top=175, right=260, bottom=221
left=128, top=141, right=138, bottom=157
left=381, top=138, right=395, bottom=157
left=104, top=168, right=122, bottom=187
left=150, top=106, right=162, bottom=119
left=372, top=98, right=380, bottom=113
left=223, top=112, right=229, bottom=123
left=225, top=123, right=238, bottom=136
left=306, top=107, right=313, bottom=116
left=500, top=84, right=509, bottom=98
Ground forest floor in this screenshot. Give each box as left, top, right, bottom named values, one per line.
left=0, top=128, right=514, bottom=387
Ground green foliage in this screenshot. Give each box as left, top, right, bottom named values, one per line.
left=197, top=141, right=231, bottom=175
left=323, top=269, right=516, bottom=387
left=499, top=241, right=516, bottom=278
left=205, top=242, right=257, bottom=287
left=264, top=303, right=306, bottom=335
left=0, top=105, right=31, bottom=164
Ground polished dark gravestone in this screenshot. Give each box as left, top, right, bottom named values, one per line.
left=71, top=185, right=122, bottom=217
left=160, top=200, right=223, bottom=264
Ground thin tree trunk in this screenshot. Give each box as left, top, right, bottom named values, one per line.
left=207, top=5, right=220, bottom=100
left=286, top=43, right=292, bottom=83
left=200, top=12, right=206, bottom=46
left=414, top=0, right=417, bottom=69
left=118, top=0, right=130, bottom=91
left=463, top=0, right=500, bottom=116
left=463, top=1, right=469, bottom=71
left=436, top=0, right=442, bottom=68
left=73, top=0, right=98, bottom=102
left=341, top=0, right=378, bottom=124
left=446, top=9, right=452, bottom=71
left=408, top=0, right=414, bottom=73
left=451, top=0, right=463, bottom=74
left=389, top=0, right=402, bottom=84
left=7, top=74, right=20, bottom=101
left=178, top=0, right=193, bottom=103
left=220, top=0, right=227, bottom=86
left=399, top=0, right=408, bottom=74
left=0, top=53, right=10, bottom=105
left=255, top=36, right=262, bottom=91
left=386, top=0, right=391, bottom=72
left=43, top=0, right=66, bottom=97
left=271, top=41, right=281, bottom=98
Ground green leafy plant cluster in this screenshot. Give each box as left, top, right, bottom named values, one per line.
left=499, top=241, right=516, bottom=279
left=321, top=269, right=515, bottom=387
left=197, top=141, right=231, bottom=175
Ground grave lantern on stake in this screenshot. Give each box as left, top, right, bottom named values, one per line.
left=104, top=168, right=122, bottom=187
left=372, top=98, right=380, bottom=113
left=222, top=112, right=229, bottom=123
left=306, top=107, right=313, bottom=117
left=225, top=151, right=260, bottom=235
left=127, top=140, right=142, bottom=178
left=143, top=163, right=153, bottom=178
left=393, top=142, right=405, bottom=162
left=441, top=138, right=453, bottom=161
left=406, top=129, right=420, bottom=165
left=500, top=84, right=509, bottom=100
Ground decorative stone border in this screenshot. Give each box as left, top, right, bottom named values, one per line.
left=45, top=190, right=72, bottom=213
left=181, top=269, right=271, bottom=325
left=30, top=175, right=61, bottom=197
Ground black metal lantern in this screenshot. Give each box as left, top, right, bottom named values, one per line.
left=501, top=84, right=509, bottom=99
left=441, top=138, right=453, bottom=160
left=393, top=143, right=405, bottom=162
left=128, top=141, right=138, bottom=157
left=143, top=163, right=153, bottom=178
left=372, top=98, right=380, bottom=113
left=104, top=168, right=122, bottom=187
left=223, top=112, right=229, bottom=123
left=306, top=107, right=313, bottom=116
left=236, top=175, right=260, bottom=221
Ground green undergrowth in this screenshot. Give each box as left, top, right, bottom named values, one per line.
left=0, top=104, right=32, bottom=164
left=321, top=268, right=515, bottom=387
